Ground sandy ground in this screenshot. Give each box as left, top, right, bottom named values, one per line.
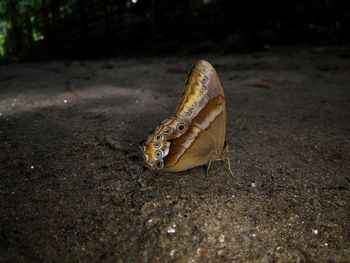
left=0, top=48, right=349, bottom=262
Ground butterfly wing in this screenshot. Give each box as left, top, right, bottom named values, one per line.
left=141, top=60, right=227, bottom=172
left=176, top=60, right=226, bottom=124
left=162, top=60, right=227, bottom=171
left=163, top=95, right=226, bottom=172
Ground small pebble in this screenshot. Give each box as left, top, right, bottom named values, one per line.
left=167, top=225, right=176, bottom=234
left=111, top=195, right=123, bottom=207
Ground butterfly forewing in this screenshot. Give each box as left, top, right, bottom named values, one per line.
left=176, top=60, right=225, bottom=122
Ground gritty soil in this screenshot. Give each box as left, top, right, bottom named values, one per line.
left=0, top=47, right=350, bottom=262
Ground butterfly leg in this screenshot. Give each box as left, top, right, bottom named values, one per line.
left=206, top=158, right=213, bottom=176
left=222, top=142, right=234, bottom=177
left=226, top=155, right=234, bottom=177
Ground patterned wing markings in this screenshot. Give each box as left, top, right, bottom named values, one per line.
left=175, top=60, right=225, bottom=123
left=163, top=95, right=225, bottom=170
left=141, top=118, right=188, bottom=170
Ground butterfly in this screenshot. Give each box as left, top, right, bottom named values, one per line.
left=140, top=60, right=232, bottom=175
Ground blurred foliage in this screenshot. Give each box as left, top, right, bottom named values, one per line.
left=0, top=0, right=349, bottom=61
left=0, top=0, right=43, bottom=60
left=0, top=33, right=5, bottom=57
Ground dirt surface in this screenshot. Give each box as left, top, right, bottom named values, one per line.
left=1, top=48, right=350, bottom=262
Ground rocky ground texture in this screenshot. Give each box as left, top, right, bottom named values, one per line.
left=0, top=47, right=349, bottom=262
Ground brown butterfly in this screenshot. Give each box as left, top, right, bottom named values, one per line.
left=140, top=60, right=232, bottom=175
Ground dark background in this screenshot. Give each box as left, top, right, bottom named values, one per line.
left=1, top=0, right=349, bottom=61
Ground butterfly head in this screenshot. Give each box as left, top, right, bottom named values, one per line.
left=140, top=118, right=188, bottom=171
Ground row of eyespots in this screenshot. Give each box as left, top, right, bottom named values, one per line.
left=183, top=99, right=198, bottom=116
left=186, top=100, right=198, bottom=115
left=151, top=122, right=187, bottom=170
left=155, top=123, right=186, bottom=139
left=153, top=123, right=186, bottom=149
left=182, top=77, right=208, bottom=116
